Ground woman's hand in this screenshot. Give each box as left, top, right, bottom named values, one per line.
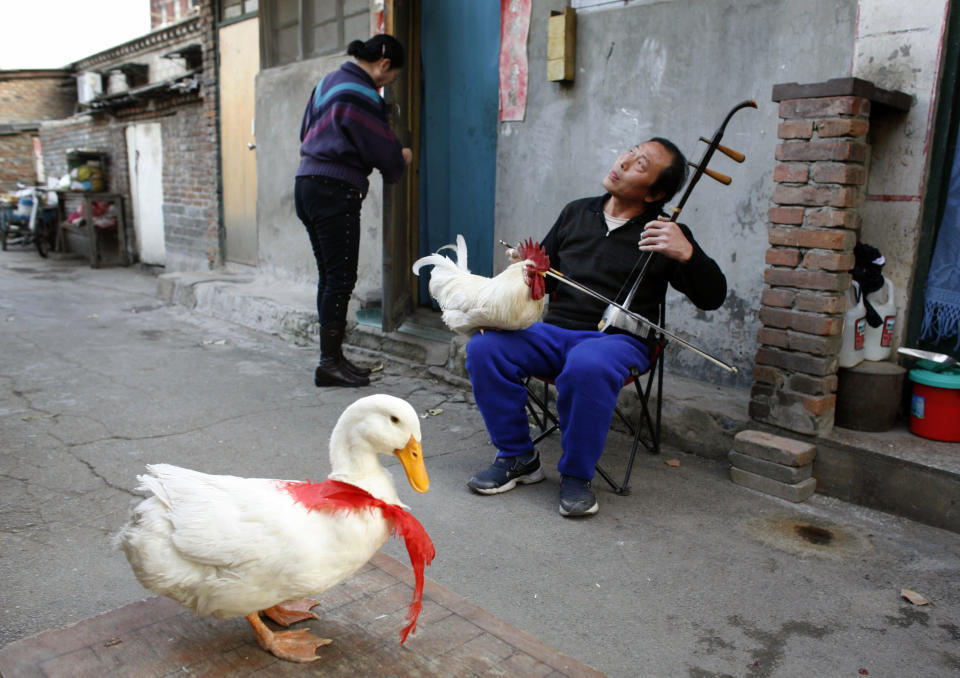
left=402, top=147, right=413, bottom=165
left=639, top=218, right=693, bottom=262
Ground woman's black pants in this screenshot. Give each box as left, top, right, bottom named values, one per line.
left=294, top=175, right=363, bottom=326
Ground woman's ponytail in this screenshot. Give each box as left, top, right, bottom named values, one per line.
left=346, top=34, right=405, bottom=70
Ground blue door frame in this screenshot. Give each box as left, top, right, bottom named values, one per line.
left=418, top=0, right=500, bottom=301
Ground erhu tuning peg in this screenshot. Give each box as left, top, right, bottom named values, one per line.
left=699, top=137, right=746, bottom=163
left=688, top=162, right=732, bottom=186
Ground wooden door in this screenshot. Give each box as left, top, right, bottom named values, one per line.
left=125, top=122, right=165, bottom=265
left=219, top=17, right=260, bottom=266
left=381, top=0, right=421, bottom=331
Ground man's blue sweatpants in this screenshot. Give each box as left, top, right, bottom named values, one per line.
left=465, top=322, right=650, bottom=480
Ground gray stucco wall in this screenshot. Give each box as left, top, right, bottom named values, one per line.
left=495, top=0, right=859, bottom=387
left=255, top=55, right=383, bottom=307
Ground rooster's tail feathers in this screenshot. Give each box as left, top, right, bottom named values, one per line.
left=412, top=234, right=470, bottom=275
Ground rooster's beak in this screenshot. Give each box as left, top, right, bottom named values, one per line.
left=395, top=435, right=429, bottom=493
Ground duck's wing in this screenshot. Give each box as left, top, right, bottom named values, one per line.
left=138, top=465, right=302, bottom=570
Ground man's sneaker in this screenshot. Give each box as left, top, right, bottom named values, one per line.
left=558, top=475, right=599, bottom=516
left=467, top=452, right=545, bottom=495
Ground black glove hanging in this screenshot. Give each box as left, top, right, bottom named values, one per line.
left=851, top=242, right=885, bottom=327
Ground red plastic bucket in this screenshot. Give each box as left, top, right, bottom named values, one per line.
left=909, top=366, right=960, bottom=442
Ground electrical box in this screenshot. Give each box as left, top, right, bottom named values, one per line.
left=547, top=7, right=576, bottom=82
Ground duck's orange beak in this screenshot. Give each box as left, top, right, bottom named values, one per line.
left=395, top=435, right=429, bottom=493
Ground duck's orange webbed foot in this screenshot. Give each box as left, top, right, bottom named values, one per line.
left=263, top=598, right=320, bottom=626
left=245, top=611, right=331, bottom=663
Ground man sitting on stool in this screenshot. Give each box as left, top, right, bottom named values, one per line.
left=465, top=138, right=727, bottom=517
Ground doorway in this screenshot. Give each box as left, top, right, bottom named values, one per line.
left=219, top=16, right=260, bottom=266
left=125, top=122, right=165, bottom=266
left=419, top=0, right=501, bottom=284
left=380, top=0, right=501, bottom=332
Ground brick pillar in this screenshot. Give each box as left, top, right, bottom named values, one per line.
left=749, top=92, right=871, bottom=436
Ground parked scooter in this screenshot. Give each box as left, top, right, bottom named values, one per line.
left=0, top=184, right=57, bottom=257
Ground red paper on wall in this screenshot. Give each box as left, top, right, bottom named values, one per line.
left=499, top=0, right=531, bottom=122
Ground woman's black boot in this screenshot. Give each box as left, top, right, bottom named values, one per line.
left=339, top=353, right=371, bottom=378
left=315, top=322, right=369, bottom=387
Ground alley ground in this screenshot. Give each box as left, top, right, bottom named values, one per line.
left=1, top=249, right=958, bottom=677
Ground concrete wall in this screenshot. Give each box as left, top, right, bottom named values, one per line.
left=255, top=55, right=384, bottom=309
left=851, top=0, right=951, bottom=347
left=495, top=0, right=860, bottom=387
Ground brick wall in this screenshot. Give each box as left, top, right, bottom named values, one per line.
left=750, top=94, right=870, bottom=436
left=0, top=134, right=37, bottom=192
left=151, top=0, right=197, bottom=29
left=0, top=70, right=76, bottom=192
left=160, top=100, right=220, bottom=265
left=0, top=71, right=75, bottom=124
left=35, top=0, right=221, bottom=269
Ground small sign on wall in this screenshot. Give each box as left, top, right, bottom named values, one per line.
left=547, top=7, right=575, bottom=82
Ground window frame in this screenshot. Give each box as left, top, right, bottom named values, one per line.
left=260, top=0, right=370, bottom=70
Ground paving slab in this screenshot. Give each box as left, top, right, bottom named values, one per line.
left=0, top=553, right=605, bottom=678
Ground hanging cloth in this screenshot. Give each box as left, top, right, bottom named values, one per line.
left=921, top=137, right=960, bottom=349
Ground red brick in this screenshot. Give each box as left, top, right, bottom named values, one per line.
left=759, top=307, right=843, bottom=334
left=779, top=96, right=870, bottom=119
left=755, top=346, right=838, bottom=376
left=764, top=267, right=852, bottom=292
left=796, top=292, right=845, bottom=314
left=768, top=226, right=856, bottom=250
left=811, top=163, right=867, bottom=185
left=789, top=373, right=838, bottom=395
left=776, top=140, right=868, bottom=163
left=758, top=327, right=790, bottom=348
left=766, top=248, right=802, bottom=267
left=802, top=250, right=855, bottom=271
left=778, top=120, right=814, bottom=140
left=754, top=365, right=784, bottom=386
left=800, top=393, right=836, bottom=415
left=804, top=208, right=860, bottom=229
left=773, top=184, right=861, bottom=208
left=787, top=331, right=843, bottom=353
left=774, top=164, right=809, bottom=183
left=769, top=206, right=806, bottom=225
left=817, top=118, right=870, bottom=138
left=761, top=287, right=796, bottom=307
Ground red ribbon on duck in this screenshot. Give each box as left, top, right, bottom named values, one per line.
left=282, top=479, right=436, bottom=643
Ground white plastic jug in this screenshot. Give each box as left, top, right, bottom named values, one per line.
left=839, top=281, right=866, bottom=368
left=864, top=276, right=897, bottom=361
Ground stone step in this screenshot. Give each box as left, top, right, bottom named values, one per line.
left=733, top=429, right=816, bottom=467
left=728, top=450, right=814, bottom=483
left=730, top=467, right=818, bottom=503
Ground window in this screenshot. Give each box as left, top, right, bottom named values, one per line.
left=261, top=0, right=370, bottom=69
left=222, top=0, right=259, bottom=21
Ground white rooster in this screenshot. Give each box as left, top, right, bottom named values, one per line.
left=412, top=235, right=550, bottom=335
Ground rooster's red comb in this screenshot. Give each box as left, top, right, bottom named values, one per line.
left=516, top=238, right=550, bottom=272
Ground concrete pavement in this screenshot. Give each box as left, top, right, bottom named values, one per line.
left=1, top=250, right=959, bottom=677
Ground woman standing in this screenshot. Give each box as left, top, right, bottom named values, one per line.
left=295, top=34, right=412, bottom=387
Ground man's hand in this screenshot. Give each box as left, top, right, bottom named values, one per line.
left=639, top=218, right=693, bottom=262
left=402, top=147, right=413, bottom=165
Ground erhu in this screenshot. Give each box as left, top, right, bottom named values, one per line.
left=510, top=100, right=757, bottom=374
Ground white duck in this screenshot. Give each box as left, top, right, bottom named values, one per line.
left=116, top=394, right=430, bottom=663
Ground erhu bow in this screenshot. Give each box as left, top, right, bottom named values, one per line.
left=516, top=100, right=757, bottom=374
